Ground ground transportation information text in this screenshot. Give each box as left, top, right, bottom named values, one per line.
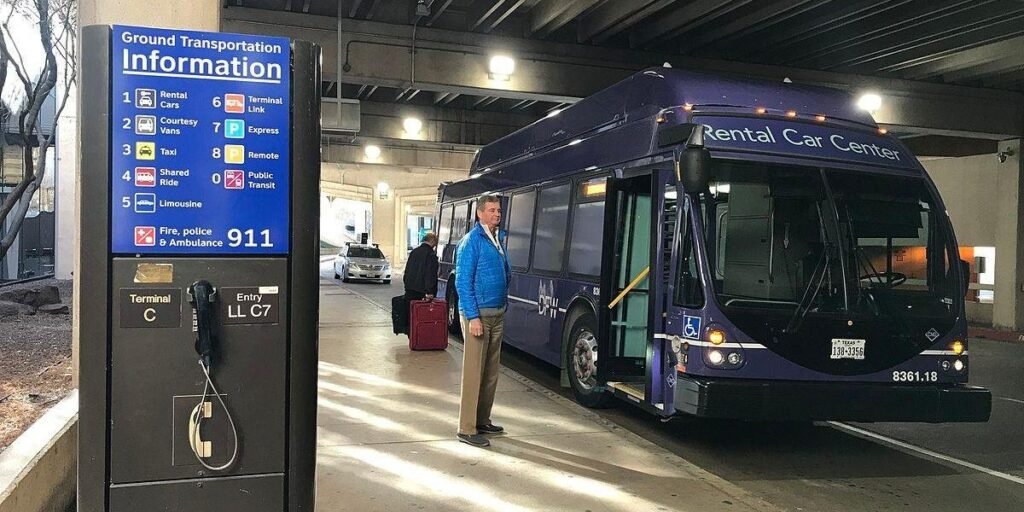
left=110, top=25, right=290, bottom=254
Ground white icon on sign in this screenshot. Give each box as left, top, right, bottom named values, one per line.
left=224, top=170, right=245, bottom=190
left=135, top=167, right=156, bottom=187
left=134, top=193, right=157, bottom=213
left=135, top=89, right=156, bottom=109
left=134, top=226, right=156, bottom=247
left=224, top=119, right=245, bottom=139
left=224, top=93, right=245, bottom=113
left=683, top=315, right=702, bottom=340
left=135, top=115, right=157, bottom=135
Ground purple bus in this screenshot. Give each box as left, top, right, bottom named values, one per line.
left=435, top=68, right=991, bottom=422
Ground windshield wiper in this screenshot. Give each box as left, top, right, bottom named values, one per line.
left=783, top=243, right=831, bottom=334
left=784, top=203, right=836, bottom=334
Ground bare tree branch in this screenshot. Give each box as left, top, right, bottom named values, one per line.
left=0, top=0, right=75, bottom=263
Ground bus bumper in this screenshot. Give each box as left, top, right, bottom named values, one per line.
left=675, top=375, right=992, bottom=422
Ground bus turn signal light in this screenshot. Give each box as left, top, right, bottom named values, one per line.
left=951, top=340, right=964, bottom=355
left=708, top=329, right=726, bottom=345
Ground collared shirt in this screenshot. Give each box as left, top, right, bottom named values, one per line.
left=482, top=224, right=504, bottom=256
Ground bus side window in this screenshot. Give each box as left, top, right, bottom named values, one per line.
left=452, top=202, right=469, bottom=241
left=676, top=203, right=705, bottom=308
left=568, top=177, right=607, bottom=277
left=438, top=204, right=454, bottom=262
left=507, top=190, right=537, bottom=270
left=534, top=183, right=572, bottom=273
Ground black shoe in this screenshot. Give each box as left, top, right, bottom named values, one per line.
left=457, top=433, right=491, bottom=447
left=476, top=423, right=504, bottom=434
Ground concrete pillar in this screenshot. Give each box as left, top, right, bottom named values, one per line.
left=79, top=0, right=221, bottom=29
left=993, top=139, right=1024, bottom=330
left=73, top=0, right=222, bottom=386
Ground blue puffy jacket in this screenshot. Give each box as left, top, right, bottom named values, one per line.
left=455, top=223, right=511, bottom=321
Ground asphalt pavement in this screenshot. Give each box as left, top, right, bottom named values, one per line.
left=321, top=264, right=1024, bottom=511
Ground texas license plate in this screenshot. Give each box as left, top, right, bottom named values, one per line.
left=830, top=338, right=866, bottom=360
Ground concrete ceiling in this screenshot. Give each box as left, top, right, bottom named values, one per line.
left=224, top=0, right=1024, bottom=155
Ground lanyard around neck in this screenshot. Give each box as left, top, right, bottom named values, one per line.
left=482, top=225, right=504, bottom=255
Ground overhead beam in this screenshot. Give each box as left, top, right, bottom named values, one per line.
left=677, top=0, right=828, bottom=54
left=485, top=0, right=528, bottom=33
left=425, top=0, right=454, bottom=26
left=472, top=96, right=496, bottom=108
left=822, top=8, right=1024, bottom=73
left=440, top=93, right=461, bottom=106
left=935, top=56, right=1024, bottom=84
left=530, top=0, right=602, bottom=38
left=222, top=8, right=1024, bottom=138
left=780, top=1, right=979, bottom=68
left=899, top=35, right=1024, bottom=80
left=630, top=0, right=748, bottom=49
left=468, top=0, right=509, bottom=31
left=433, top=91, right=452, bottom=104
left=744, top=0, right=910, bottom=61
left=348, top=0, right=363, bottom=18
left=578, top=0, right=673, bottom=43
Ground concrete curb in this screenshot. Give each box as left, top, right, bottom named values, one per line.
left=0, top=390, right=78, bottom=512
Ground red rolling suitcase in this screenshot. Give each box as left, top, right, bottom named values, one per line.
left=409, top=299, right=448, bottom=350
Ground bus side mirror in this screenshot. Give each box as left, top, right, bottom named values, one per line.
left=678, top=124, right=710, bottom=192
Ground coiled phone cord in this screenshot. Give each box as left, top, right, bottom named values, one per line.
left=189, top=359, right=240, bottom=471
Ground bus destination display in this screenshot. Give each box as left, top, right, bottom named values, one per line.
left=110, top=25, right=290, bottom=254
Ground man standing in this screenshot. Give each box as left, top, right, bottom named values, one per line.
left=403, top=232, right=439, bottom=302
left=455, top=195, right=510, bottom=448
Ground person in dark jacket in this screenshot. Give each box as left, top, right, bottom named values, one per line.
left=403, top=232, right=439, bottom=302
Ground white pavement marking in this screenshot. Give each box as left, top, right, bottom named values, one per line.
left=996, top=396, right=1024, bottom=405
left=829, top=421, right=1024, bottom=486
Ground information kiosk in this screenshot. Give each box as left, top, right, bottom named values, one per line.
left=77, top=25, right=320, bottom=511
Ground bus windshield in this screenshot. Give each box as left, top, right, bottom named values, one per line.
left=699, top=159, right=958, bottom=324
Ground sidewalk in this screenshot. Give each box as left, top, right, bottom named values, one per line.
left=316, top=282, right=779, bottom=512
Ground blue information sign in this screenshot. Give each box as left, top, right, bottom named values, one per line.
left=111, top=26, right=291, bottom=254
left=694, top=115, right=920, bottom=172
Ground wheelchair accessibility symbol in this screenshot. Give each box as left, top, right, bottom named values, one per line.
left=683, top=315, right=701, bottom=340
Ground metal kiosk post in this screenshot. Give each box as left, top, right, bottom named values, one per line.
left=78, top=25, right=320, bottom=511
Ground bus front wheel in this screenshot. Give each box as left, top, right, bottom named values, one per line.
left=565, top=313, right=613, bottom=409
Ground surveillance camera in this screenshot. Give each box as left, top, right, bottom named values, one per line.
left=997, top=149, right=1015, bottom=163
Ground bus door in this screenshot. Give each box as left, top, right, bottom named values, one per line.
left=599, top=169, right=674, bottom=414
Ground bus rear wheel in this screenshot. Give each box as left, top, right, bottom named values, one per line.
left=565, top=313, right=613, bottom=408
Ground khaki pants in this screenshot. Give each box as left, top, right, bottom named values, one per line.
left=458, top=313, right=504, bottom=435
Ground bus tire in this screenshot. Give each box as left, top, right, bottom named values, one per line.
left=446, top=287, right=462, bottom=339
left=565, top=313, right=613, bottom=409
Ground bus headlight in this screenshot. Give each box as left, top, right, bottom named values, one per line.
left=953, top=359, right=965, bottom=372
left=708, top=350, right=725, bottom=365
left=951, top=340, right=964, bottom=355
left=727, top=352, right=743, bottom=365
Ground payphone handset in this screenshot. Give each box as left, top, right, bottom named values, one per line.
left=186, top=280, right=239, bottom=472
